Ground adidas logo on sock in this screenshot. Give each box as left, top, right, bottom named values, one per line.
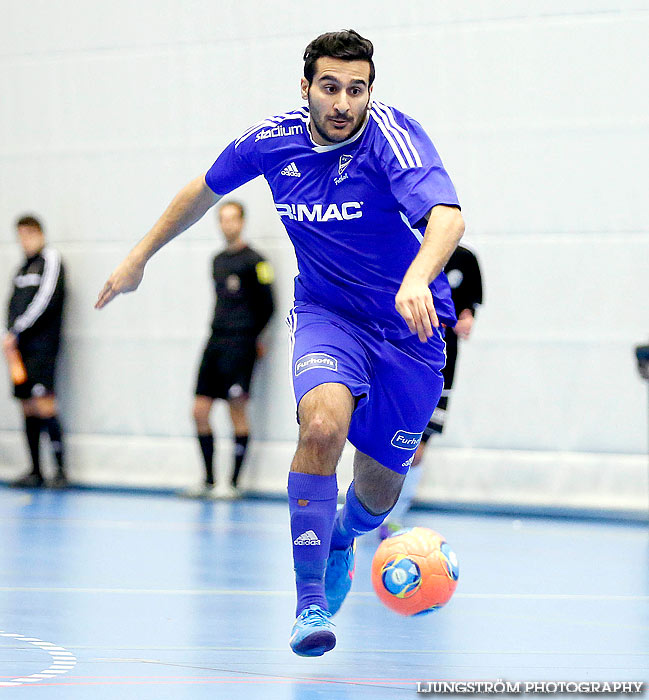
left=280, top=161, right=301, bottom=177
left=294, top=529, right=321, bottom=545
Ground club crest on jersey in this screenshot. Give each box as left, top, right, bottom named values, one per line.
left=276, top=202, right=363, bottom=222
left=294, top=353, right=338, bottom=376
left=391, top=430, right=423, bottom=451
left=335, top=154, right=353, bottom=185
left=338, top=154, right=353, bottom=175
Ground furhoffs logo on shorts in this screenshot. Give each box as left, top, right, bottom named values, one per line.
left=294, top=353, right=338, bottom=376
left=391, top=430, right=423, bottom=450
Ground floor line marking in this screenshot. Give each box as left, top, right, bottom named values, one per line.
left=0, top=632, right=78, bottom=687
left=0, top=587, right=646, bottom=601
left=74, top=647, right=649, bottom=655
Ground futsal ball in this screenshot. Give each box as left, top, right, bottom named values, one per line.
left=371, top=527, right=459, bottom=616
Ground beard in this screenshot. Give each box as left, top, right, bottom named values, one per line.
left=308, top=94, right=370, bottom=145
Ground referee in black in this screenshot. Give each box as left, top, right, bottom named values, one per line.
left=188, top=201, right=274, bottom=499
left=3, top=215, right=67, bottom=488
left=381, top=243, right=483, bottom=535
left=421, top=243, right=483, bottom=448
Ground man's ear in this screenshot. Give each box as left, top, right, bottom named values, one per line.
left=300, top=77, right=309, bottom=101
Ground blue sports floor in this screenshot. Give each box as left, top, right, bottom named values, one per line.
left=0, top=486, right=647, bottom=698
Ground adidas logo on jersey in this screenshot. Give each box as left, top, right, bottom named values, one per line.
left=280, top=162, right=301, bottom=177
left=294, top=530, right=321, bottom=546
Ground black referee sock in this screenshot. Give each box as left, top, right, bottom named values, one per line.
left=43, top=416, right=65, bottom=474
left=197, top=433, right=215, bottom=486
left=231, top=435, right=249, bottom=488
left=24, top=416, right=42, bottom=476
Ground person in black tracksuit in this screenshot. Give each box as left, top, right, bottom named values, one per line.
left=381, top=244, right=483, bottom=535
left=189, top=201, right=274, bottom=499
left=3, top=215, right=67, bottom=488
left=420, top=244, right=483, bottom=446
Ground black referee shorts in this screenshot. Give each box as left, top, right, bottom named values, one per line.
left=13, top=348, right=58, bottom=400
left=422, top=329, right=458, bottom=441
left=195, top=334, right=257, bottom=400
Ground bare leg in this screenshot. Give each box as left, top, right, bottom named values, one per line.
left=352, top=449, right=406, bottom=515
left=291, top=383, right=354, bottom=476
left=33, top=394, right=58, bottom=419
left=288, top=382, right=353, bottom=620
left=227, top=395, right=249, bottom=435
left=21, top=397, right=37, bottom=418
left=192, top=395, right=214, bottom=435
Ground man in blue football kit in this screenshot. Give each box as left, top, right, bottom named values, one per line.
left=97, top=30, right=464, bottom=657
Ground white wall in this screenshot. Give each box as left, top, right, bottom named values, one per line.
left=1, top=1, right=648, bottom=511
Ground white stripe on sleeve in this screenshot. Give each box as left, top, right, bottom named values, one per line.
left=370, top=111, right=408, bottom=168
left=372, top=103, right=417, bottom=168
left=13, top=248, right=61, bottom=334
left=374, top=102, right=423, bottom=167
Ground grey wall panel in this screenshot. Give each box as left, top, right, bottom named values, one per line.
left=2, top=3, right=647, bottom=486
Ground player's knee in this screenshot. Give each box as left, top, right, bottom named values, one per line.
left=192, top=398, right=211, bottom=427
left=354, top=465, right=405, bottom=515
left=192, top=405, right=205, bottom=423
left=34, top=396, right=57, bottom=419
left=359, top=489, right=401, bottom=516
left=299, top=413, right=346, bottom=457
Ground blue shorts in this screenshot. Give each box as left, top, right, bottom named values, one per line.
left=287, top=302, right=446, bottom=473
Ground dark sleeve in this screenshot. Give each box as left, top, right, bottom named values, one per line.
left=6, top=277, right=16, bottom=330
left=248, top=256, right=275, bottom=336
left=10, top=249, right=64, bottom=335
left=463, top=250, right=483, bottom=314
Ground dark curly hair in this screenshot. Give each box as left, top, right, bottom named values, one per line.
left=303, top=30, right=375, bottom=86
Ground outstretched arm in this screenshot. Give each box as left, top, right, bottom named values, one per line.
left=395, top=204, right=464, bottom=342
left=96, top=175, right=221, bottom=309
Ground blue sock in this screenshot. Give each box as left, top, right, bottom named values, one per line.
left=330, top=481, right=391, bottom=551
left=288, top=472, right=338, bottom=616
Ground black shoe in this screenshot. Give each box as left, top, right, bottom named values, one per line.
left=49, top=472, right=69, bottom=489
left=11, top=472, right=45, bottom=488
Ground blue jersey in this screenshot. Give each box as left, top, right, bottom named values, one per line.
left=205, top=101, right=460, bottom=339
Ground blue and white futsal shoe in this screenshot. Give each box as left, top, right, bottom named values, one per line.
left=289, top=605, right=336, bottom=657
left=324, top=539, right=357, bottom=616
